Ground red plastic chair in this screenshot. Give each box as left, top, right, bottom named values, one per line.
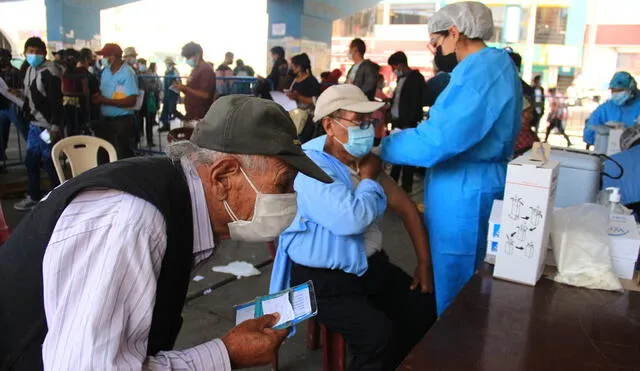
left=0, top=202, right=11, bottom=244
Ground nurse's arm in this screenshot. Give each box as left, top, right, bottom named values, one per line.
left=378, top=172, right=433, bottom=292
left=583, top=104, right=606, bottom=145
left=380, top=86, right=491, bottom=167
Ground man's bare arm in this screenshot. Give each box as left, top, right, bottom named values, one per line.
left=378, top=172, right=433, bottom=292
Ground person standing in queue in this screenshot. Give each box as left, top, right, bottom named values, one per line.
left=158, top=57, right=181, bottom=132
left=379, top=1, right=522, bottom=316
left=583, top=71, right=640, bottom=149
left=387, top=51, right=426, bottom=194
left=346, top=38, right=380, bottom=101
left=532, top=75, right=545, bottom=133
left=172, top=42, right=216, bottom=122
left=92, top=43, right=139, bottom=161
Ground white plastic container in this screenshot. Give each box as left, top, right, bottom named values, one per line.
left=527, top=147, right=602, bottom=207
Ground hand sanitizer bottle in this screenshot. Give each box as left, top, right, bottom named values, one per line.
left=606, top=187, right=629, bottom=215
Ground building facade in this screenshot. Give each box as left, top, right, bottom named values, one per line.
left=330, top=0, right=640, bottom=95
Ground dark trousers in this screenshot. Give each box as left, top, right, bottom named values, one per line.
left=532, top=111, right=542, bottom=133
left=160, top=94, right=178, bottom=127
left=545, top=118, right=571, bottom=146
left=390, top=165, right=415, bottom=194
left=145, top=110, right=157, bottom=145
left=25, top=124, right=59, bottom=200
left=0, top=106, right=27, bottom=161
left=93, top=115, right=135, bottom=163
left=291, top=251, right=436, bottom=371
left=63, top=104, right=88, bottom=136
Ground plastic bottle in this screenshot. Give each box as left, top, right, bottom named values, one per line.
left=606, top=187, right=629, bottom=215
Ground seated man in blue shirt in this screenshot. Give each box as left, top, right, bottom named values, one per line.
left=603, top=125, right=640, bottom=221
left=270, top=84, right=436, bottom=371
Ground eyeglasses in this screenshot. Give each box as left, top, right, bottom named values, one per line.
left=332, top=116, right=376, bottom=130
left=429, top=34, right=447, bottom=48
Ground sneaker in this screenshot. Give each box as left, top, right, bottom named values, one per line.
left=14, top=196, right=37, bottom=211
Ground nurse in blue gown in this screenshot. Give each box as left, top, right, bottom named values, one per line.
left=583, top=71, right=640, bottom=147
left=379, top=1, right=522, bottom=315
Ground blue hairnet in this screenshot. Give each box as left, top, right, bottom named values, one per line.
left=428, top=1, right=494, bottom=41
left=609, top=71, right=637, bottom=90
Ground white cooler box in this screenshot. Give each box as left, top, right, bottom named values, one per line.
left=526, top=148, right=602, bottom=207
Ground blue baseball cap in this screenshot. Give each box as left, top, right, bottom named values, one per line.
left=609, top=71, right=637, bottom=90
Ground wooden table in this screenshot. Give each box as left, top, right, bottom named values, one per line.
left=399, top=265, right=640, bottom=370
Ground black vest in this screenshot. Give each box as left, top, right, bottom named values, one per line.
left=0, top=157, right=194, bottom=370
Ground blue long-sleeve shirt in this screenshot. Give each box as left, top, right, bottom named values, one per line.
left=163, top=67, right=181, bottom=99
left=269, top=136, right=387, bottom=295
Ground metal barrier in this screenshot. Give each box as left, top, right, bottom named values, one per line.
left=215, top=76, right=259, bottom=96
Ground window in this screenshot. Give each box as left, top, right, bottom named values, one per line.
left=389, top=3, right=436, bottom=25
left=534, top=7, right=568, bottom=44
left=617, top=53, right=640, bottom=75
left=332, top=5, right=383, bottom=38
left=518, top=7, right=531, bottom=44
left=488, top=5, right=505, bottom=43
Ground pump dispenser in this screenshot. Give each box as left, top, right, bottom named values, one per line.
left=606, top=187, right=628, bottom=215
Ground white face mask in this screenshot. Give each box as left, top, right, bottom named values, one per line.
left=223, top=168, right=297, bottom=242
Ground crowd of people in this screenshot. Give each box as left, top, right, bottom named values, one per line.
left=0, top=38, right=257, bottom=211
left=0, top=1, right=639, bottom=370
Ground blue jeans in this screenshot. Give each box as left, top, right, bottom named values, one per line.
left=0, top=105, right=28, bottom=161
left=25, top=124, right=59, bottom=200
left=159, top=93, right=179, bottom=126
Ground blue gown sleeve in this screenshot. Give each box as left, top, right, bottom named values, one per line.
left=379, top=84, right=493, bottom=167
left=584, top=103, right=607, bottom=145
left=295, top=174, right=387, bottom=236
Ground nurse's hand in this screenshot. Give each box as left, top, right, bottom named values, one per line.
left=411, top=261, right=434, bottom=293
left=358, top=153, right=382, bottom=180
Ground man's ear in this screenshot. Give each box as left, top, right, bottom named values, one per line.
left=208, top=157, right=242, bottom=201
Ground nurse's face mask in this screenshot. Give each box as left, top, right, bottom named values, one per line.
left=431, top=32, right=459, bottom=72
left=223, top=167, right=297, bottom=242
left=610, top=89, right=631, bottom=106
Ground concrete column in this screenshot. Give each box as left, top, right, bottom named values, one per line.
left=266, top=0, right=381, bottom=74
left=267, top=0, right=332, bottom=75
left=548, top=66, right=559, bottom=87
left=45, top=0, right=101, bottom=49
left=382, top=2, right=390, bottom=25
